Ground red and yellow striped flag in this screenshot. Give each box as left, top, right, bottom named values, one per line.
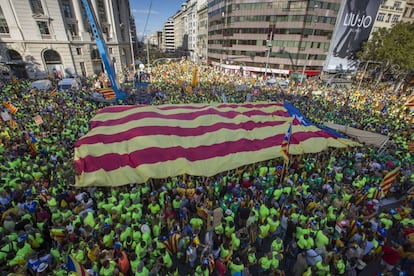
left=67, top=255, right=88, bottom=276
left=380, top=166, right=400, bottom=195
left=346, top=219, right=358, bottom=240
left=280, top=119, right=293, bottom=164
left=372, top=187, right=382, bottom=201
left=162, top=233, right=180, bottom=254
left=74, top=102, right=358, bottom=187
left=96, top=88, right=116, bottom=100
left=3, top=101, right=18, bottom=114
left=355, top=190, right=368, bottom=206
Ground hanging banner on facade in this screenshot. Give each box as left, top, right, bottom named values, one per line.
left=323, top=0, right=382, bottom=72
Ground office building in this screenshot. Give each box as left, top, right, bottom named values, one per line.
left=207, top=0, right=342, bottom=76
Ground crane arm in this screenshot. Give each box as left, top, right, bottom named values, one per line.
left=81, top=0, right=125, bottom=101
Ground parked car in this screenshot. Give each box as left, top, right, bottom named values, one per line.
left=57, top=78, right=80, bottom=91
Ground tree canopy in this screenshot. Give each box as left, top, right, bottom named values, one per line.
left=358, top=21, right=414, bottom=86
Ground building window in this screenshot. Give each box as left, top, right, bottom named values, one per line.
left=386, top=13, right=391, bottom=22
left=76, top=48, right=82, bottom=55
left=29, top=0, right=44, bottom=14
left=394, top=1, right=402, bottom=8
left=37, top=21, right=50, bottom=35
left=91, top=49, right=100, bottom=60
left=391, top=15, right=399, bottom=23
left=377, top=13, right=385, bottom=21
left=67, top=23, right=78, bottom=37
left=109, top=48, right=113, bottom=54
left=97, top=0, right=107, bottom=27
left=61, top=1, right=73, bottom=18
left=0, top=6, right=9, bottom=34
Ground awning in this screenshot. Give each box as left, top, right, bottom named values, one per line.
left=305, top=70, right=320, bottom=76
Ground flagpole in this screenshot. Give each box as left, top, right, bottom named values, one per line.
left=279, top=158, right=288, bottom=186
left=279, top=118, right=293, bottom=186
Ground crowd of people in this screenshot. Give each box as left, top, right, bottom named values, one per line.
left=0, top=60, right=413, bottom=276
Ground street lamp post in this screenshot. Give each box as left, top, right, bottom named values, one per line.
left=300, top=4, right=318, bottom=85
left=265, top=31, right=273, bottom=79
left=146, top=36, right=150, bottom=73
left=129, top=28, right=136, bottom=83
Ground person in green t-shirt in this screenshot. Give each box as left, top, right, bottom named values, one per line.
left=157, top=247, right=173, bottom=274
left=258, top=252, right=272, bottom=274
left=229, top=257, right=244, bottom=275
left=99, top=259, right=116, bottom=276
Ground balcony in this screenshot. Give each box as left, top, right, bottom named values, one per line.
left=32, top=13, right=50, bottom=20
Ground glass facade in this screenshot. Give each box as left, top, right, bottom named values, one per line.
left=207, top=0, right=341, bottom=74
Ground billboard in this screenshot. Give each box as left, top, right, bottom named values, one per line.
left=324, top=0, right=382, bottom=72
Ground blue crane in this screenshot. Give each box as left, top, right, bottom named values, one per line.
left=81, top=0, right=126, bottom=101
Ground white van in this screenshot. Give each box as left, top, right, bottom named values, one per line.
left=30, top=79, right=53, bottom=91
left=57, top=78, right=80, bottom=91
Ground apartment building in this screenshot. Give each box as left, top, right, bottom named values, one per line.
left=0, top=0, right=134, bottom=79
left=402, top=0, right=414, bottom=22
left=197, top=1, right=208, bottom=64
left=162, top=17, right=175, bottom=52
left=173, top=3, right=187, bottom=53
left=373, top=0, right=407, bottom=33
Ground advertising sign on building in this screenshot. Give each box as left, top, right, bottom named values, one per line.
left=324, top=0, right=382, bottom=72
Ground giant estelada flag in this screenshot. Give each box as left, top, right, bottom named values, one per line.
left=74, top=102, right=359, bottom=187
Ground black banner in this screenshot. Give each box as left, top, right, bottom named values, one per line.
left=324, top=0, right=382, bottom=72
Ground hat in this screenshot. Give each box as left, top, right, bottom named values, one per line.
left=225, top=209, right=233, bottom=216
left=141, top=224, right=150, bottom=234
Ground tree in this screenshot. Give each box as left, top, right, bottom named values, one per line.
left=358, top=21, right=414, bottom=92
